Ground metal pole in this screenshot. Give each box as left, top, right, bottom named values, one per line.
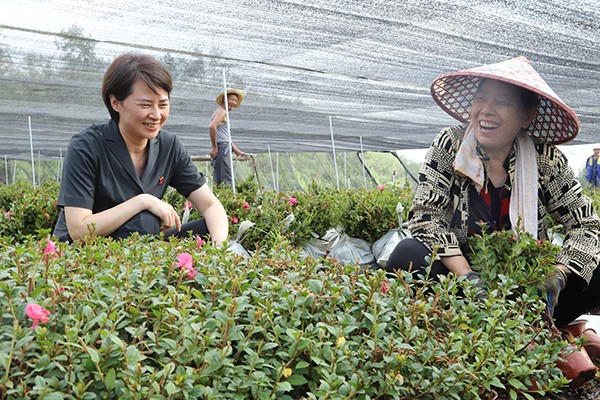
left=344, top=152, right=348, bottom=188
left=57, top=148, right=62, bottom=181
left=28, top=116, right=36, bottom=187
left=360, top=137, right=367, bottom=189
left=276, top=152, right=279, bottom=191
left=268, top=145, right=276, bottom=190
left=328, top=116, right=340, bottom=189
left=222, top=69, right=236, bottom=193
left=4, top=155, right=7, bottom=184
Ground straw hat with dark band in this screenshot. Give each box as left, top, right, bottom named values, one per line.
left=430, top=56, right=579, bottom=144
left=216, top=88, right=245, bottom=106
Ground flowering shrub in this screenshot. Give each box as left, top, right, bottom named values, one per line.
left=0, top=231, right=571, bottom=399
left=0, top=181, right=60, bottom=241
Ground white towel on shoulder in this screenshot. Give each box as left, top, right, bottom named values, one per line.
left=510, top=133, right=538, bottom=238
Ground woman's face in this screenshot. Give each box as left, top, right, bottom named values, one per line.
left=471, top=79, right=536, bottom=154
left=110, top=79, right=170, bottom=144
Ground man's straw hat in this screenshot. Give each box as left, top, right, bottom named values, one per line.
left=216, top=88, right=245, bottom=106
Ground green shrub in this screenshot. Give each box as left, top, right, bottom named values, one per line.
left=0, top=182, right=60, bottom=242
left=0, top=230, right=569, bottom=399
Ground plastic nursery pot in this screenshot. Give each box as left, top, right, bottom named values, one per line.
left=556, top=344, right=597, bottom=388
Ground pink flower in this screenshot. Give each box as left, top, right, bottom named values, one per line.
left=184, top=202, right=193, bottom=211
left=288, top=197, right=297, bottom=206
left=177, top=252, right=193, bottom=269
left=196, top=236, right=205, bottom=249
left=381, top=281, right=391, bottom=294
left=377, top=184, right=385, bottom=191
left=323, top=204, right=327, bottom=209
left=231, top=217, right=239, bottom=224
left=185, top=267, right=198, bottom=280
left=4, top=211, right=12, bottom=217
left=26, top=303, right=50, bottom=329
left=176, top=252, right=198, bottom=280
left=43, top=239, right=58, bottom=258
left=243, top=202, right=250, bottom=209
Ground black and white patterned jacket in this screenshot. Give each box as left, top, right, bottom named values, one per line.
left=409, top=125, right=600, bottom=285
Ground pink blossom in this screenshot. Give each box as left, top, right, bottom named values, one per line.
left=177, top=252, right=193, bottom=269
left=377, top=184, right=385, bottom=191
left=176, top=252, right=198, bottom=280
left=231, top=217, right=239, bottom=224
left=323, top=204, right=327, bottom=209
left=26, top=303, right=50, bottom=329
left=381, top=281, right=391, bottom=294
left=4, top=211, right=12, bottom=217
left=288, top=197, right=297, bottom=206
left=43, top=239, right=58, bottom=258
left=243, top=202, right=250, bottom=209
left=196, top=236, right=205, bottom=249
left=184, top=202, right=193, bottom=211
left=185, top=267, right=198, bottom=280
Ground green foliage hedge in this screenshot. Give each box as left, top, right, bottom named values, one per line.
left=0, top=231, right=569, bottom=399
left=0, top=180, right=414, bottom=249
left=2, top=180, right=597, bottom=398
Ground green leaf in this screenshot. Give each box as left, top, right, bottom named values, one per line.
left=41, top=393, right=64, bottom=400
left=125, top=345, right=146, bottom=364
left=165, top=382, right=176, bottom=396
left=105, top=368, right=116, bottom=391
left=276, top=382, right=293, bottom=393
left=287, top=374, right=308, bottom=386
left=87, top=347, right=100, bottom=364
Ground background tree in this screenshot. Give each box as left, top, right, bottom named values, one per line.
left=54, top=25, right=99, bottom=75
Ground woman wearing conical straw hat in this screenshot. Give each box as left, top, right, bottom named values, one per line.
left=386, top=57, right=600, bottom=385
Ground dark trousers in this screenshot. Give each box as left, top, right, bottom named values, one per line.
left=163, top=219, right=209, bottom=239
left=211, top=142, right=232, bottom=185
left=386, top=238, right=600, bottom=328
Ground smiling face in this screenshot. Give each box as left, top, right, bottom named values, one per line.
left=226, top=93, right=239, bottom=110
left=110, top=79, right=170, bottom=145
left=471, top=79, right=537, bottom=155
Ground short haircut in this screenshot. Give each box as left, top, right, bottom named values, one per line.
left=101, top=53, right=173, bottom=122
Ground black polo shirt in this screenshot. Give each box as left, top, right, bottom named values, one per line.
left=53, top=120, right=205, bottom=241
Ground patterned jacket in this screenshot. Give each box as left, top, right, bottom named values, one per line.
left=409, top=125, right=600, bottom=285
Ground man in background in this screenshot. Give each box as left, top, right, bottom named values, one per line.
left=209, top=88, right=247, bottom=186
left=585, top=147, right=600, bottom=189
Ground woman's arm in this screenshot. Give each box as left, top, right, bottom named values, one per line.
left=187, top=185, right=228, bottom=244
left=65, top=194, right=182, bottom=241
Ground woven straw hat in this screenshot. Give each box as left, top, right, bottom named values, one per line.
left=216, top=88, right=245, bottom=106
left=430, top=56, right=579, bottom=144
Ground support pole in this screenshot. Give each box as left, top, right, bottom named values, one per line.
left=4, top=155, right=8, bottom=184
left=328, top=116, right=340, bottom=190
left=28, top=116, right=36, bottom=187
left=360, top=137, right=367, bottom=189
left=344, top=152, right=348, bottom=188
left=268, top=145, right=276, bottom=190
left=222, top=69, right=236, bottom=193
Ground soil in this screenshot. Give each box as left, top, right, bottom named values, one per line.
left=549, top=375, right=600, bottom=400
